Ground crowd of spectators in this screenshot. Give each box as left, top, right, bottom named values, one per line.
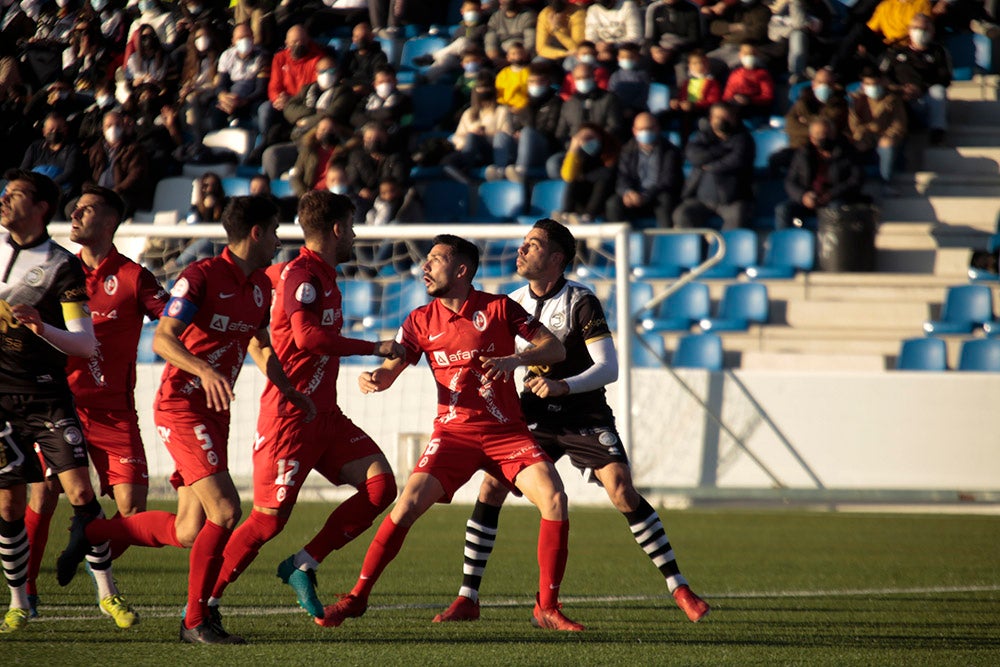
left=1, top=0, right=994, bottom=236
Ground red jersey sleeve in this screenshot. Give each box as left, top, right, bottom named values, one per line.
left=398, top=310, right=425, bottom=366
left=163, top=263, right=208, bottom=324
left=137, top=265, right=169, bottom=319
left=504, top=296, right=542, bottom=341
left=283, top=265, right=376, bottom=357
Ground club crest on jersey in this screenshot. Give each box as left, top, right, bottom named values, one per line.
left=296, top=282, right=316, bottom=304
left=104, top=275, right=118, bottom=295
left=550, top=311, right=565, bottom=329
left=472, top=310, right=488, bottom=331
left=253, top=284, right=264, bottom=308
left=171, top=277, right=190, bottom=297
left=24, top=267, right=44, bottom=286
left=167, top=299, right=184, bottom=317
left=210, top=314, right=230, bottom=332
left=63, top=426, right=83, bottom=445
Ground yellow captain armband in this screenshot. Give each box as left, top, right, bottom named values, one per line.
left=62, top=301, right=91, bottom=324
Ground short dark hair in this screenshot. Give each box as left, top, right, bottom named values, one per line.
left=3, top=168, right=61, bottom=224
left=533, top=218, right=576, bottom=272
left=80, top=183, right=125, bottom=226
left=432, top=234, right=479, bottom=278
left=221, top=195, right=279, bottom=242
left=297, top=190, right=355, bottom=242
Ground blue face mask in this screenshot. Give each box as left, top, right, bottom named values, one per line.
left=463, top=62, right=481, bottom=74
left=636, top=130, right=657, bottom=145
left=863, top=84, right=885, bottom=100
left=618, top=59, right=635, bottom=71
left=581, top=139, right=601, bottom=156
left=813, top=83, right=832, bottom=103
left=463, top=11, right=480, bottom=23
left=575, top=78, right=595, bottom=95
left=528, top=84, right=548, bottom=98
left=329, top=184, right=349, bottom=195
left=139, top=0, right=156, bottom=13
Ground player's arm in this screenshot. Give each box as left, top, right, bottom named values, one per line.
left=10, top=301, right=97, bottom=358
left=290, top=310, right=404, bottom=360
left=152, top=315, right=234, bottom=412
left=358, top=355, right=408, bottom=394
left=525, top=335, right=618, bottom=399
left=481, top=325, right=565, bottom=382
left=248, top=327, right=317, bottom=422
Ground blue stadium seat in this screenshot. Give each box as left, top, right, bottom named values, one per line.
left=605, top=280, right=655, bottom=324
left=398, top=36, right=449, bottom=83
left=147, top=176, right=195, bottom=218
left=363, top=279, right=430, bottom=331
left=470, top=181, right=525, bottom=223
left=641, top=281, right=711, bottom=333
left=632, top=332, right=667, bottom=368
left=946, top=32, right=977, bottom=81
left=701, top=229, right=758, bottom=279
left=923, top=284, right=995, bottom=335
left=517, top=180, right=567, bottom=225
left=270, top=179, right=293, bottom=198
left=411, top=84, right=455, bottom=132
left=957, top=337, right=1000, bottom=372
left=752, top=128, right=789, bottom=171
left=340, top=279, right=378, bottom=331
left=647, top=82, right=671, bottom=115
left=672, top=332, right=724, bottom=370
left=221, top=176, right=251, bottom=197
left=375, top=36, right=401, bottom=67
left=418, top=179, right=470, bottom=222
left=480, top=239, right=520, bottom=278
left=575, top=240, right=618, bottom=280
left=787, top=81, right=810, bottom=103
left=699, top=282, right=769, bottom=332
left=896, top=336, right=948, bottom=371
left=745, top=228, right=815, bottom=279
left=631, top=233, right=702, bottom=279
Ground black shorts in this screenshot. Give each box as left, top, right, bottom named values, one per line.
left=529, top=421, right=629, bottom=485
left=0, top=393, right=89, bottom=489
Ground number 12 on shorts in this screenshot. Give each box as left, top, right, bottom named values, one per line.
left=274, top=458, right=300, bottom=487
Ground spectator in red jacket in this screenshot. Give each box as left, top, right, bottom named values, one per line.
left=668, top=51, right=722, bottom=140
left=255, top=24, right=324, bottom=160
left=721, top=43, right=775, bottom=121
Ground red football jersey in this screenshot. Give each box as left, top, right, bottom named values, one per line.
left=67, top=246, right=168, bottom=410
left=399, top=289, right=542, bottom=427
left=261, top=247, right=376, bottom=415
left=155, top=247, right=271, bottom=413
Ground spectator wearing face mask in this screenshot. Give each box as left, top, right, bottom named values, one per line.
left=504, top=63, right=564, bottom=183
left=179, top=23, right=221, bottom=144
left=20, top=111, right=82, bottom=201
left=290, top=116, right=343, bottom=197
left=85, top=109, right=150, bottom=216
left=645, top=0, right=702, bottom=78
left=452, top=47, right=493, bottom=122
left=349, top=65, right=413, bottom=153
left=879, top=12, right=951, bottom=145
left=85, top=0, right=128, bottom=54
left=443, top=75, right=515, bottom=183
left=495, top=42, right=531, bottom=112
left=850, top=69, right=908, bottom=194
left=486, top=0, right=538, bottom=63
left=585, top=0, right=643, bottom=49
left=412, top=0, right=489, bottom=83
left=342, top=22, right=389, bottom=95
left=668, top=51, right=721, bottom=141
left=775, top=117, right=865, bottom=230
left=344, top=122, right=411, bottom=214
left=25, top=79, right=90, bottom=129
left=608, top=42, right=649, bottom=125
left=706, top=0, right=773, bottom=71
left=77, top=81, right=117, bottom=149
left=215, top=22, right=269, bottom=130
left=559, top=41, right=610, bottom=100
left=831, top=0, right=931, bottom=76
left=537, top=0, right=587, bottom=63
left=607, top=112, right=682, bottom=228
left=62, top=18, right=111, bottom=94
left=721, top=43, right=775, bottom=121
left=549, top=62, right=624, bottom=178
left=124, top=24, right=169, bottom=90
left=285, top=55, right=359, bottom=143
left=125, top=0, right=178, bottom=62
left=785, top=67, right=848, bottom=153
left=673, top=102, right=756, bottom=230
left=560, top=122, right=620, bottom=222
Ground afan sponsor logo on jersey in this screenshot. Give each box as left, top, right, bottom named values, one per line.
left=321, top=308, right=340, bottom=326
left=252, top=284, right=264, bottom=308
left=171, top=277, right=190, bottom=298
left=432, top=342, right=495, bottom=366
left=104, top=275, right=119, bottom=295
left=472, top=310, right=488, bottom=332
left=295, top=282, right=316, bottom=304
left=209, top=314, right=257, bottom=333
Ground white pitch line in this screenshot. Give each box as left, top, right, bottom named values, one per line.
left=27, top=584, right=1000, bottom=623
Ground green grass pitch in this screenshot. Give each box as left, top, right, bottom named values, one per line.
left=5, top=502, right=1000, bottom=665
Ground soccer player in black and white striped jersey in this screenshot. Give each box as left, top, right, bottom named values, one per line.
left=433, top=218, right=710, bottom=624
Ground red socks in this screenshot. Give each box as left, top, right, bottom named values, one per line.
left=24, top=506, right=51, bottom=596
left=537, top=518, right=569, bottom=609
left=305, top=473, right=396, bottom=563
left=85, top=511, right=183, bottom=549
left=185, top=520, right=232, bottom=630
left=350, top=515, right=409, bottom=601
left=211, top=510, right=285, bottom=599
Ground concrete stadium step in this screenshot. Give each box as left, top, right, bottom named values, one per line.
left=739, top=351, right=887, bottom=372
left=801, top=272, right=959, bottom=302
left=878, top=196, right=1000, bottom=227
left=919, top=146, right=1000, bottom=174
left=782, top=299, right=930, bottom=330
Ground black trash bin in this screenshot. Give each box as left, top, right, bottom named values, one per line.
left=816, top=204, right=879, bottom=272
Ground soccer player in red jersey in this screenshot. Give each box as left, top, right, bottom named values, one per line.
left=208, top=191, right=404, bottom=621
left=433, top=219, right=710, bottom=624
left=56, top=196, right=312, bottom=644
left=317, top=234, right=584, bottom=632
left=24, top=185, right=167, bottom=624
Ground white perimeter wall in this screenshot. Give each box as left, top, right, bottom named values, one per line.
left=134, top=364, right=1000, bottom=505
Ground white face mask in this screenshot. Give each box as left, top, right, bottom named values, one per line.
left=236, top=37, right=253, bottom=56
left=104, top=125, right=123, bottom=144
left=56, top=0, right=71, bottom=8
left=195, top=36, right=210, bottom=52
left=115, top=81, right=130, bottom=105
left=317, top=72, right=336, bottom=90
left=740, top=55, right=757, bottom=70
left=909, top=28, right=929, bottom=47
left=328, top=183, right=348, bottom=195
left=375, top=82, right=394, bottom=98
left=91, top=0, right=107, bottom=10
left=95, top=94, right=111, bottom=108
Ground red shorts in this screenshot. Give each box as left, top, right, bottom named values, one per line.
left=252, top=410, right=382, bottom=510
left=77, top=405, right=148, bottom=496
left=153, top=409, right=230, bottom=489
left=413, top=424, right=551, bottom=503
